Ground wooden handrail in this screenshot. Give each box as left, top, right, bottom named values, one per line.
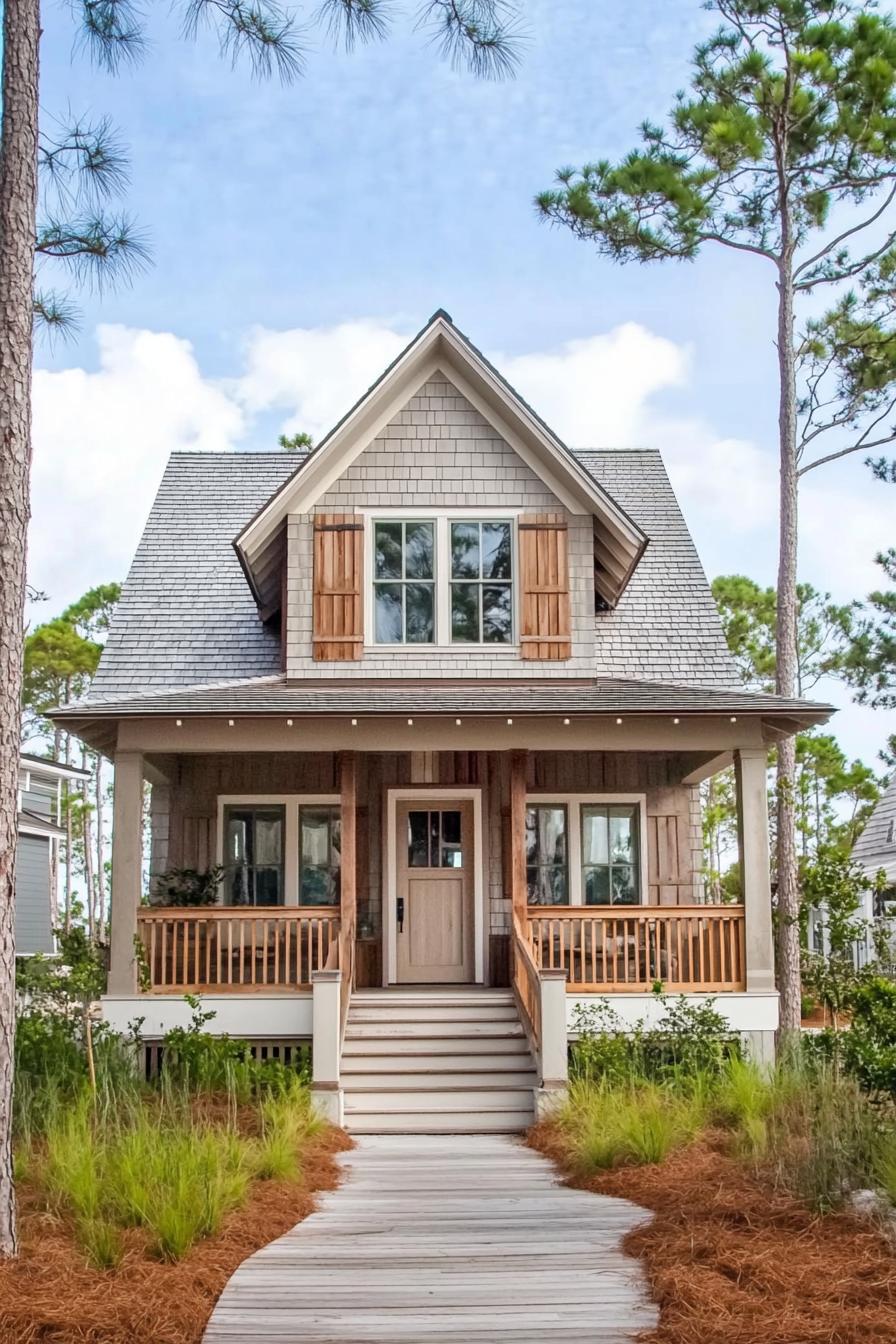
left=137, top=906, right=340, bottom=992
left=525, top=904, right=746, bottom=993
left=511, top=913, right=543, bottom=1059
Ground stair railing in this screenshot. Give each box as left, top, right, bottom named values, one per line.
left=512, top=913, right=569, bottom=1099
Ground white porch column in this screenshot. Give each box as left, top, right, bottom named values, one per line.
left=734, top=748, right=775, bottom=994
left=107, top=750, right=144, bottom=996
left=311, top=968, right=343, bottom=1124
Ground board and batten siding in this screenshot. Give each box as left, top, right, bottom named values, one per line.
left=15, top=833, right=54, bottom=955
left=153, top=750, right=703, bottom=986
left=284, top=377, right=595, bottom=679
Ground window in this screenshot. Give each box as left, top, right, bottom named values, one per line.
left=526, top=804, right=568, bottom=905
left=299, top=806, right=341, bottom=905
left=450, top=520, right=513, bottom=644
left=581, top=804, right=640, bottom=906
left=407, top=809, right=463, bottom=868
left=223, top=805, right=285, bottom=906
left=369, top=515, right=516, bottom=646
left=373, top=520, right=435, bottom=644
left=525, top=796, right=645, bottom=906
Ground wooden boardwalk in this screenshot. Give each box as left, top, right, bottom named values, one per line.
left=203, top=1134, right=657, bottom=1343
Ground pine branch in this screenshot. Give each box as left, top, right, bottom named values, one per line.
left=315, top=0, right=392, bottom=50
left=33, top=292, right=81, bottom=339
left=36, top=214, right=150, bottom=291
left=417, top=0, right=523, bottom=80
left=72, top=0, right=147, bottom=73
left=39, top=115, right=130, bottom=208
left=181, top=0, right=305, bottom=82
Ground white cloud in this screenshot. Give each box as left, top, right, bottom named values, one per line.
left=30, top=326, right=244, bottom=605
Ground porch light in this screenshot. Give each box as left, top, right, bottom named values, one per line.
left=507, top=717, right=513, bottom=725
left=407, top=718, right=414, bottom=726
left=455, top=718, right=462, bottom=725
left=175, top=719, right=182, bottom=727
left=563, top=718, right=570, bottom=725
left=730, top=716, right=737, bottom=723
left=228, top=719, right=235, bottom=727
left=616, top=717, right=623, bottom=725
left=351, top=718, right=358, bottom=726
left=673, top=717, right=680, bottom=725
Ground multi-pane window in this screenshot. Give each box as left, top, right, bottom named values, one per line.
left=581, top=804, right=640, bottom=906
left=373, top=521, right=435, bottom=644
left=223, top=805, right=285, bottom=907
left=299, top=806, right=342, bottom=906
left=407, top=809, right=463, bottom=869
left=525, top=805, right=568, bottom=905
left=450, top=520, right=513, bottom=644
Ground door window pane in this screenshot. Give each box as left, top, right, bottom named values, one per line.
left=373, top=521, right=435, bottom=644
left=223, top=805, right=285, bottom=907
left=408, top=811, right=429, bottom=867
left=406, top=809, right=464, bottom=868
left=525, top=805, right=568, bottom=905
left=440, top=810, right=462, bottom=868
left=582, top=805, right=640, bottom=906
left=450, top=520, right=513, bottom=644
left=300, top=806, right=341, bottom=906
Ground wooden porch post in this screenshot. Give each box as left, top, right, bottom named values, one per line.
left=735, top=748, right=775, bottom=994
left=510, top=750, right=528, bottom=922
left=339, top=751, right=358, bottom=985
left=108, top=750, right=144, bottom=996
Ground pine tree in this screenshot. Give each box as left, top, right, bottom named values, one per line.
left=0, top=0, right=524, bottom=1258
left=538, top=0, right=896, bottom=1036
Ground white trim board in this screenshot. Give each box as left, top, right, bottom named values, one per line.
left=384, top=786, right=486, bottom=988
left=102, top=994, right=313, bottom=1039
left=567, top=992, right=780, bottom=1034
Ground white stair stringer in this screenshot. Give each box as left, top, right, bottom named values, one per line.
left=340, top=989, right=538, bottom=1135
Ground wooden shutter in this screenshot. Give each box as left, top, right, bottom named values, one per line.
left=519, top=513, right=571, bottom=660
left=312, top=513, right=364, bottom=661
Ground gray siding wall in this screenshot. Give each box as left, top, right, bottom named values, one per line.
left=285, top=376, right=596, bottom=679
left=15, top=834, right=54, bottom=955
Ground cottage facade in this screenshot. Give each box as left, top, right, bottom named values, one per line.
left=56, top=312, right=831, bottom=1131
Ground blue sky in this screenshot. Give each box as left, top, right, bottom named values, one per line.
left=30, top=0, right=894, bottom=767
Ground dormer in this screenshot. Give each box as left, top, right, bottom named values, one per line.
left=234, top=312, right=647, bottom=678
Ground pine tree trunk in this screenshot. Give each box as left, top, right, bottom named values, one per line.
left=0, top=0, right=40, bottom=1259
left=775, top=252, right=802, bottom=1036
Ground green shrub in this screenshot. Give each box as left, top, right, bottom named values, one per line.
left=570, top=991, right=738, bottom=1087
left=160, top=996, right=309, bottom=1102
left=560, top=1081, right=699, bottom=1172
left=842, top=978, right=896, bottom=1096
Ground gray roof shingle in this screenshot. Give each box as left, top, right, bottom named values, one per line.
left=853, top=776, right=896, bottom=885
left=86, top=447, right=744, bottom=701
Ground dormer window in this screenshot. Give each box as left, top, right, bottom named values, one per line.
left=373, top=520, right=436, bottom=644
left=368, top=514, right=517, bottom=648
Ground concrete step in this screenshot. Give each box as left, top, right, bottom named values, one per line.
left=348, top=1004, right=521, bottom=1024
left=342, top=1070, right=539, bottom=1090
left=344, top=1021, right=526, bottom=1040
left=340, top=1050, right=534, bottom=1073
left=344, top=1111, right=534, bottom=1134
left=343, top=1089, right=536, bottom=1114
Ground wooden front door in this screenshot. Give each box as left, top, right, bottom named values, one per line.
left=396, top=801, right=474, bottom=984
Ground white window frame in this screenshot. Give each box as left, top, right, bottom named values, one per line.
left=216, top=794, right=340, bottom=908
left=525, top=793, right=649, bottom=908
left=363, top=508, right=520, bottom=651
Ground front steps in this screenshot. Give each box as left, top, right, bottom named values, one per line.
left=341, top=989, right=538, bottom=1134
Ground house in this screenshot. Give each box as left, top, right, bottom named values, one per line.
left=16, top=752, right=89, bottom=955
left=852, top=773, right=896, bottom=964
left=54, top=311, right=832, bottom=1132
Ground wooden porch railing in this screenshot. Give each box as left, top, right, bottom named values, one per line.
left=525, top=904, right=746, bottom=992
left=511, top=913, right=542, bottom=1051
left=137, top=907, right=340, bottom=992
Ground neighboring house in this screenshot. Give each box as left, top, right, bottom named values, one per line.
left=16, top=752, right=89, bottom=955
left=853, top=775, right=896, bottom=965
left=55, top=311, right=831, bottom=1132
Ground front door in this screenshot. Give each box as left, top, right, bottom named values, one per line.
left=396, top=801, right=474, bottom=984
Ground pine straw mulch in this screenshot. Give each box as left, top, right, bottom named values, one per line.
left=0, top=1125, right=353, bottom=1344
left=531, top=1123, right=896, bottom=1344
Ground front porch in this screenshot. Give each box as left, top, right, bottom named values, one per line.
left=93, top=722, right=780, bottom=1106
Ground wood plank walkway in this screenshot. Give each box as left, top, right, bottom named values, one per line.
left=203, top=1134, right=657, bottom=1343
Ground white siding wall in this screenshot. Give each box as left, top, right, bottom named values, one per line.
left=15, top=834, right=54, bottom=956
left=285, top=376, right=596, bottom=679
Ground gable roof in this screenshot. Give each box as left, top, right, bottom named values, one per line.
left=235, top=311, right=648, bottom=615
left=853, top=775, right=896, bottom=886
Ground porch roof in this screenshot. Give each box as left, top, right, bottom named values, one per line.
left=54, top=673, right=833, bottom=724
